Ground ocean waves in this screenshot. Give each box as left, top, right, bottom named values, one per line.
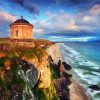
left=60, top=43, right=100, bottom=100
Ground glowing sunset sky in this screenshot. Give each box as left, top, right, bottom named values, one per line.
left=0, top=0, right=100, bottom=41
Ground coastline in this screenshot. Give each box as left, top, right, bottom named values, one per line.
left=47, top=43, right=89, bottom=100
left=46, top=43, right=64, bottom=64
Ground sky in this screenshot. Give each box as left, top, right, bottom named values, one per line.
left=0, top=0, right=100, bottom=42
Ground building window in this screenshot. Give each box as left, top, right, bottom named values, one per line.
left=16, top=30, right=18, bottom=37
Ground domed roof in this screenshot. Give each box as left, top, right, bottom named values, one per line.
left=14, top=19, right=30, bottom=24
left=10, top=16, right=33, bottom=27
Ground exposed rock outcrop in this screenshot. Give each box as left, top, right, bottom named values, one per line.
left=21, top=56, right=39, bottom=67
left=54, top=77, right=70, bottom=100
left=47, top=43, right=89, bottom=100
left=0, top=58, right=37, bottom=100
left=37, top=56, right=51, bottom=88
left=21, top=50, right=51, bottom=88
left=12, top=58, right=39, bottom=88
left=62, top=62, right=72, bottom=71
left=53, top=60, right=72, bottom=100
left=89, top=85, right=100, bottom=91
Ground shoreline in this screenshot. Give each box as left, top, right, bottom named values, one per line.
left=47, top=43, right=89, bottom=100
left=46, top=43, right=64, bottom=64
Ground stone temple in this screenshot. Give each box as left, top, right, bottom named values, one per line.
left=0, top=17, right=35, bottom=50
left=10, top=16, right=33, bottom=39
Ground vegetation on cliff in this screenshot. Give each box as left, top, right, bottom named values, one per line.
left=0, top=39, right=59, bottom=100
left=33, top=63, right=59, bottom=100
left=0, top=60, right=35, bottom=99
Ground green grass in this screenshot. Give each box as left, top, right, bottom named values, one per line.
left=0, top=57, right=7, bottom=67
left=33, top=48, right=45, bottom=62
left=50, top=64, right=60, bottom=80
left=5, top=47, right=46, bottom=61
left=33, top=84, right=58, bottom=100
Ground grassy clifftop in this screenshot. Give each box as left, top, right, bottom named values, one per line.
left=0, top=39, right=59, bottom=100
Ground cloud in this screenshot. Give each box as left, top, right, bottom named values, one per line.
left=34, top=12, right=80, bottom=34
left=55, top=0, right=100, bottom=11
left=0, top=11, right=17, bottom=22
left=34, top=5, right=100, bottom=35
left=0, top=11, right=17, bottom=37
left=90, top=5, right=100, bottom=15
left=34, top=28, right=44, bottom=34
left=12, top=0, right=39, bottom=14
left=77, top=5, right=100, bottom=29
left=0, top=1, right=100, bottom=39
left=82, top=16, right=95, bottom=23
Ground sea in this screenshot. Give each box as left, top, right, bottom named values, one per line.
left=60, top=41, right=100, bottom=100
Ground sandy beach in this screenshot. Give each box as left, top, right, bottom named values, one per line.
left=47, top=43, right=89, bottom=100
left=46, top=43, right=64, bottom=64
left=69, top=80, right=89, bottom=100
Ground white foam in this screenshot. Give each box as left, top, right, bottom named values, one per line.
left=61, top=43, right=99, bottom=69
left=61, top=43, right=100, bottom=100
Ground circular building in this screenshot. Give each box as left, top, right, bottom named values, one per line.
left=10, top=17, right=33, bottom=39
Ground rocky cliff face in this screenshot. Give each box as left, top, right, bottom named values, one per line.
left=0, top=58, right=37, bottom=100
left=0, top=45, right=52, bottom=100
left=38, top=61, right=51, bottom=88
left=21, top=50, right=51, bottom=88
